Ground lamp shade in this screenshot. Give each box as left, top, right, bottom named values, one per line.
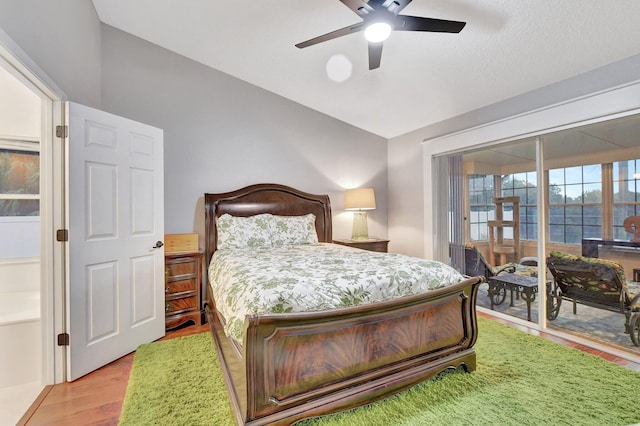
left=344, top=188, right=376, bottom=210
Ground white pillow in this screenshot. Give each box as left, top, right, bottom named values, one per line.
left=270, top=214, right=319, bottom=246
left=216, top=213, right=272, bottom=250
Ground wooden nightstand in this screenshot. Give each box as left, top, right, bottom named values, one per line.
left=164, top=250, right=203, bottom=330
left=333, top=238, right=389, bottom=253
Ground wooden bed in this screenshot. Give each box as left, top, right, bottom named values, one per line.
left=204, top=183, right=483, bottom=425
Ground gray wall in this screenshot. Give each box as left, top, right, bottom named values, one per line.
left=0, top=2, right=388, bottom=246
left=0, top=0, right=102, bottom=107
left=100, top=25, right=388, bottom=245
left=388, top=53, right=640, bottom=257
left=7, top=1, right=637, bottom=259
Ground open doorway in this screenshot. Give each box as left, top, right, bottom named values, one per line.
left=0, top=54, right=44, bottom=424
left=0, top=30, right=67, bottom=424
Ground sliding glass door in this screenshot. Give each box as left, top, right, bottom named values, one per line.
left=542, top=116, right=640, bottom=353
left=436, top=112, right=640, bottom=355
left=436, top=138, right=541, bottom=323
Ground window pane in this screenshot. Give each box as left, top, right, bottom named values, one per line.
left=513, top=173, right=527, bottom=188
left=583, top=206, right=601, bottom=225
left=0, top=199, right=39, bottom=216
left=549, top=206, right=564, bottom=224
left=501, top=175, right=511, bottom=189
left=565, top=225, right=582, bottom=244
left=526, top=206, right=537, bottom=223
left=501, top=188, right=514, bottom=197
left=613, top=159, right=635, bottom=180
left=526, top=171, right=537, bottom=186
left=526, top=186, right=537, bottom=204
left=514, top=187, right=527, bottom=203
left=583, top=183, right=601, bottom=202
left=582, top=164, right=601, bottom=183
left=614, top=180, right=636, bottom=202
left=0, top=149, right=39, bottom=194
left=548, top=184, right=564, bottom=203
left=565, top=184, right=583, bottom=203
left=549, top=169, right=564, bottom=186
left=468, top=174, right=495, bottom=242
left=613, top=159, right=640, bottom=238
left=564, top=166, right=582, bottom=184
left=469, top=176, right=480, bottom=190
left=614, top=227, right=629, bottom=240
left=613, top=204, right=634, bottom=220
left=470, top=224, right=479, bottom=241
left=549, top=224, right=564, bottom=242
left=566, top=205, right=582, bottom=225
left=501, top=171, right=537, bottom=241
left=583, top=225, right=602, bottom=239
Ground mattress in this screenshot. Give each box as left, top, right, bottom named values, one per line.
left=208, top=243, right=464, bottom=344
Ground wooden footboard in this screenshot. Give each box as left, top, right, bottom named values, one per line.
left=206, top=276, right=482, bottom=426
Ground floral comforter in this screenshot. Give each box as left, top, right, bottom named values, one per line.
left=208, top=243, right=465, bottom=344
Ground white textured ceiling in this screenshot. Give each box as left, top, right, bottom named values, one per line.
left=91, top=0, right=640, bottom=139
left=464, top=114, right=640, bottom=168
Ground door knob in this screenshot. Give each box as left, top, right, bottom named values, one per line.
left=152, top=241, right=164, bottom=249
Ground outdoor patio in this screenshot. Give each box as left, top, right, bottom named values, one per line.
left=476, top=282, right=640, bottom=356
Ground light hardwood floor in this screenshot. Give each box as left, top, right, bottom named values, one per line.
left=18, top=314, right=640, bottom=425
left=18, top=323, right=210, bottom=426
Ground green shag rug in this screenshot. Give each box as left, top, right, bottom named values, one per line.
left=119, top=317, right=640, bottom=425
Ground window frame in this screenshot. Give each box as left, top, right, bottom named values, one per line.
left=500, top=171, right=538, bottom=241
left=466, top=159, right=640, bottom=246
left=0, top=138, right=40, bottom=217
left=467, top=173, right=496, bottom=241
left=547, top=163, right=604, bottom=245
left=612, top=159, right=640, bottom=240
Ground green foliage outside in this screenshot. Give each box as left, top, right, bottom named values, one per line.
left=468, top=164, right=639, bottom=244
left=0, top=150, right=39, bottom=216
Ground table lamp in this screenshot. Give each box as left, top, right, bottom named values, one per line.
left=344, top=188, right=376, bottom=241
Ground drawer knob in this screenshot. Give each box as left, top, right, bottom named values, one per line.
left=165, top=286, right=170, bottom=293
left=165, top=303, right=170, bottom=312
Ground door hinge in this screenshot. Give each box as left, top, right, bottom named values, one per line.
left=56, top=125, right=68, bottom=138
left=57, top=333, right=69, bottom=346
left=56, top=229, right=68, bottom=242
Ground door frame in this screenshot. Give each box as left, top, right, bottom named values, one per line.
left=0, top=28, right=67, bottom=384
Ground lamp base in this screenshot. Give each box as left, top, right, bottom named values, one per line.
left=351, top=211, right=369, bottom=241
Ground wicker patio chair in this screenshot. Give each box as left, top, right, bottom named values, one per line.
left=546, top=251, right=640, bottom=346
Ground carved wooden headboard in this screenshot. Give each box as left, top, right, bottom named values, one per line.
left=204, top=183, right=332, bottom=267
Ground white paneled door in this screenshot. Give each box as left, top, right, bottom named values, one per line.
left=67, top=102, right=164, bottom=381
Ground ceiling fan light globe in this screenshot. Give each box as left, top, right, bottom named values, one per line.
left=364, top=22, right=391, bottom=43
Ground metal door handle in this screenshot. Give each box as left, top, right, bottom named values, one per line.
left=153, top=241, right=164, bottom=249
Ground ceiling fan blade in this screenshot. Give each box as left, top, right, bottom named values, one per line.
left=339, top=0, right=375, bottom=16
left=395, top=15, right=466, bottom=33
left=382, top=0, right=413, bottom=15
left=295, top=22, right=364, bottom=49
left=340, top=0, right=413, bottom=16
left=368, top=42, right=383, bottom=70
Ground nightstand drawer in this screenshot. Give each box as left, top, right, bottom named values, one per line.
left=166, top=259, right=198, bottom=277
left=164, top=250, right=203, bottom=330
left=165, top=278, right=197, bottom=295
left=165, top=295, right=198, bottom=314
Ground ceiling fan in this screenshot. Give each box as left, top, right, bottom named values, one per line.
left=295, top=0, right=466, bottom=70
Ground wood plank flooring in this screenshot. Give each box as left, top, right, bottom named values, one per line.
left=18, top=323, right=210, bottom=426
left=18, top=315, right=640, bottom=425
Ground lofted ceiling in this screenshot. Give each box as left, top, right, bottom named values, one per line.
left=91, top=0, right=640, bottom=139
